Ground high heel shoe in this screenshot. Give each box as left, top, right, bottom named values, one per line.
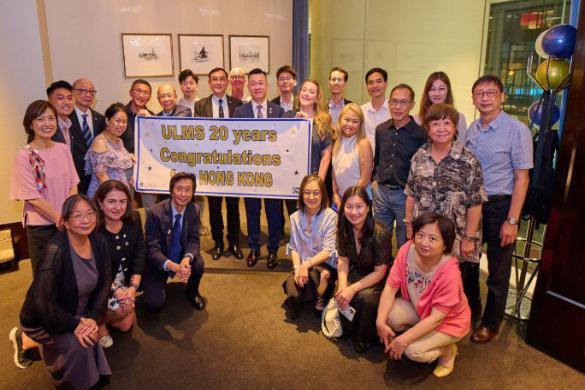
left=433, top=344, right=458, bottom=378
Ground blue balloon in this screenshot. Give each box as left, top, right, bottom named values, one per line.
left=542, top=24, right=577, bottom=58
left=529, top=101, right=560, bottom=127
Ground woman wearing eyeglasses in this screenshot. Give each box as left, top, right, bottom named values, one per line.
left=85, top=102, right=134, bottom=199
left=10, top=195, right=112, bottom=388
left=415, top=72, right=468, bottom=142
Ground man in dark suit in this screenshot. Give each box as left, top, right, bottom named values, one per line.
left=157, top=84, right=191, bottom=117
left=47, top=80, right=91, bottom=194
left=233, top=68, right=285, bottom=269
left=271, top=65, right=297, bottom=112
left=142, top=172, right=206, bottom=311
left=70, top=78, right=106, bottom=194
left=194, top=67, right=244, bottom=261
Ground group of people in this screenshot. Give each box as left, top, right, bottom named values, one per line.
left=7, top=61, right=533, bottom=387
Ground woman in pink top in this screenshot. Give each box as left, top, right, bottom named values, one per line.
left=9, top=100, right=79, bottom=273
left=376, top=212, right=470, bottom=378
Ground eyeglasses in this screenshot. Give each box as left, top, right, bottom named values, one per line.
left=278, top=76, right=293, bottom=82
left=389, top=99, right=412, bottom=106
left=230, top=75, right=245, bottom=81
left=303, top=191, right=322, bottom=198
left=211, top=77, right=227, bottom=82
left=73, top=88, right=97, bottom=96
left=70, top=210, right=97, bottom=222
left=173, top=186, right=193, bottom=194
left=158, top=93, right=175, bottom=99
left=132, top=88, right=150, bottom=96
left=473, top=90, right=499, bottom=98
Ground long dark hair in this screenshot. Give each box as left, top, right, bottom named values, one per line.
left=337, top=186, right=375, bottom=246
left=93, top=179, right=135, bottom=227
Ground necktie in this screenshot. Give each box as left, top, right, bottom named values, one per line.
left=218, top=98, right=225, bottom=118
left=257, top=105, right=263, bottom=118
left=168, top=214, right=183, bottom=267
left=81, top=114, right=93, bottom=146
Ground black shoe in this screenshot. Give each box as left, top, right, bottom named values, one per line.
left=267, top=251, right=279, bottom=270
left=211, top=244, right=224, bottom=260
left=9, top=327, right=32, bottom=369
left=351, top=339, right=371, bottom=354
left=284, top=297, right=301, bottom=319
left=228, top=242, right=243, bottom=259
left=186, top=293, right=207, bottom=311
left=246, top=250, right=260, bottom=267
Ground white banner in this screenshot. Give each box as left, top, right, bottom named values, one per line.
left=134, top=116, right=312, bottom=199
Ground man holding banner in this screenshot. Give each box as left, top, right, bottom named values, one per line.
left=234, top=68, right=285, bottom=269
left=194, top=67, right=244, bottom=261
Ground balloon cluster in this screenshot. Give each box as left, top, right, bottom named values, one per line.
left=530, top=24, right=576, bottom=126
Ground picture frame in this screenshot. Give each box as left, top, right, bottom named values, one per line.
left=178, top=34, right=224, bottom=76
left=229, top=35, right=270, bottom=73
left=121, top=33, right=174, bottom=78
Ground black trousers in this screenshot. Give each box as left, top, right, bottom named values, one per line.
left=207, top=195, right=241, bottom=247
left=475, top=197, right=515, bottom=330
left=141, top=255, right=205, bottom=312
left=26, top=224, right=58, bottom=274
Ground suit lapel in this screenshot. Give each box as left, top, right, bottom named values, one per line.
left=164, top=200, right=173, bottom=250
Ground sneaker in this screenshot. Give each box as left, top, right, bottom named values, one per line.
left=9, top=327, right=32, bottom=369
left=98, top=335, right=113, bottom=348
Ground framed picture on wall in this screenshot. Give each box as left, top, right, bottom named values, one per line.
left=121, top=34, right=173, bottom=78
left=229, top=35, right=270, bottom=73
left=178, top=34, right=224, bottom=75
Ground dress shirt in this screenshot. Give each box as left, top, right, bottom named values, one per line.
left=278, top=95, right=294, bottom=112
left=361, top=99, right=390, bottom=156
left=74, top=107, right=94, bottom=136
left=58, top=116, right=73, bottom=149
left=162, top=204, right=186, bottom=271
left=374, top=117, right=427, bottom=187
left=465, top=111, right=533, bottom=196
left=328, top=97, right=347, bottom=124
left=211, top=94, right=229, bottom=118
left=178, top=97, right=199, bottom=117
left=252, top=100, right=268, bottom=118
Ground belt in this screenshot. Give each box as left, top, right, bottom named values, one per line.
left=381, top=183, right=404, bottom=190
left=487, top=194, right=511, bottom=202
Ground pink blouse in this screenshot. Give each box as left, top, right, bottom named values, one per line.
left=387, top=241, right=471, bottom=338
left=9, top=142, right=79, bottom=226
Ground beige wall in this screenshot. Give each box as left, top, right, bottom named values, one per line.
left=310, top=0, right=488, bottom=122
left=0, top=0, right=292, bottom=224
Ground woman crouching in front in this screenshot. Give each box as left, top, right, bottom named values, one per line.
left=376, top=212, right=470, bottom=377
left=11, top=194, right=112, bottom=388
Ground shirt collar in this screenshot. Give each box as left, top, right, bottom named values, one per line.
left=212, top=94, right=227, bottom=104
left=421, top=140, right=463, bottom=161
left=364, top=99, right=389, bottom=113
left=171, top=203, right=185, bottom=220
left=477, top=110, right=505, bottom=132
left=328, top=97, right=345, bottom=109
left=58, top=116, right=72, bottom=130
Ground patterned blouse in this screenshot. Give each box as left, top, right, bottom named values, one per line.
left=85, top=134, right=134, bottom=198
left=405, top=141, right=487, bottom=263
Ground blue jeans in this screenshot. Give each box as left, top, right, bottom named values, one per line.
left=372, top=181, right=407, bottom=249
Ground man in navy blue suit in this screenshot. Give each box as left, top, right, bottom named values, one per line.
left=233, top=68, right=285, bottom=269
left=142, top=172, right=206, bottom=311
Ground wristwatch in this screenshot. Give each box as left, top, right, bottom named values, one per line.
left=464, top=234, right=479, bottom=242
left=506, top=217, right=519, bottom=225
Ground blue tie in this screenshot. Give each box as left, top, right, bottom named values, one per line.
left=81, top=114, right=93, bottom=146
left=218, top=98, right=225, bottom=118
left=168, top=214, right=183, bottom=268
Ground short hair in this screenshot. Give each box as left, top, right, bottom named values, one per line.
left=46, top=80, right=73, bottom=97
left=337, top=186, right=375, bottom=247
left=365, top=67, right=388, bottom=83
left=208, top=67, right=228, bottom=79
left=329, top=67, right=348, bottom=81
left=93, top=179, right=135, bottom=226
left=472, top=75, right=504, bottom=93
left=276, top=65, right=297, bottom=80
left=248, top=68, right=267, bottom=78
left=297, top=174, right=329, bottom=213
left=130, top=79, right=152, bottom=92
left=61, top=194, right=97, bottom=222
left=179, top=69, right=199, bottom=84
left=422, top=103, right=460, bottom=131
left=412, top=212, right=456, bottom=254
left=169, top=172, right=197, bottom=195
left=23, top=100, right=58, bottom=143
left=390, top=83, right=415, bottom=102
left=104, top=102, right=128, bottom=120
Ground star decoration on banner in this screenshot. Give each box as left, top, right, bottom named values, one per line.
left=294, top=170, right=299, bottom=175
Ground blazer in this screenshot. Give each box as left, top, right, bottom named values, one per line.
left=20, top=231, right=112, bottom=335
left=233, top=100, right=285, bottom=119
left=193, top=94, right=242, bottom=118
left=124, top=102, right=155, bottom=154
left=157, top=104, right=191, bottom=117
left=145, top=198, right=201, bottom=271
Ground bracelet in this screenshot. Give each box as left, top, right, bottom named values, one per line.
left=293, top=264, right=300, bottom=271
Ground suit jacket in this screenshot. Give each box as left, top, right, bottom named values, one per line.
left=69, top=108, right=105, bottom=194
left=145, top=198, right=201, bottom=271
left=124, top=102, right=155, bottom=154
left=233, top=100, right=285, bottom=119
left=193, top=94, right=242, bottom=118
left=157, top=104, right=191, bottom=117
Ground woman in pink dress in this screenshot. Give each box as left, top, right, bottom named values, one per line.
left=9, top=100, right=79, bottom=273
left=376, top=212, right=470, bottom=378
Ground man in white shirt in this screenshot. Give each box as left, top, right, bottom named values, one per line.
left=361, top=68, right=390, bottom=155
left=328, top=67, right=352, bottom=124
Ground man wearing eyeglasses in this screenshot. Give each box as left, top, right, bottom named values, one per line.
left=372, top=84, right=427, bottom=249
left=271, top=65, right=297, bottom=112
left=466, top=75, right=532, bottom=345
left=194, top=67, right=244, bottom=261
left=124, top=79, right=155, bottom=154
left=156, top=84, right=191, bottom=117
